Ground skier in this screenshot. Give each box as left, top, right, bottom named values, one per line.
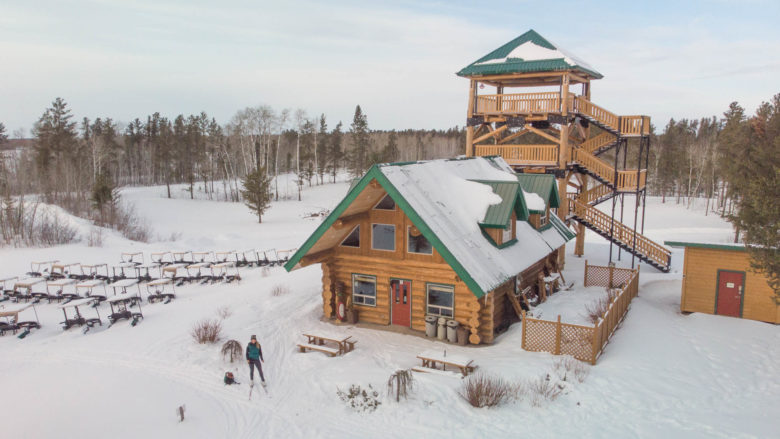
left=246, top=334, right=265, bottom=385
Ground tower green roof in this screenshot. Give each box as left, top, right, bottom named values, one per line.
left=457, top=29, right=603, bottom=79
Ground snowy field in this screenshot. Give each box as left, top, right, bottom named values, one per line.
left=1, top=180, right=778, bottom=439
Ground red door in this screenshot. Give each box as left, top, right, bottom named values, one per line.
left=716, top=271, right=744, bottom=317
left=390, top=280, right=411, bottom=327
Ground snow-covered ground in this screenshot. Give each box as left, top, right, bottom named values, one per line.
left=1, top=181, right=777, bottom=439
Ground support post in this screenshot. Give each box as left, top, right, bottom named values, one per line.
left=521, top=310, right=527, bottom=350
left=466, top=80, right=476, bottom=157
left=554, top=315, right=562, bottom=355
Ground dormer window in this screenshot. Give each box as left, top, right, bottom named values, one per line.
left=374, top=194, right=396, bottom=210
left=502, top=226, right=512, bottom=243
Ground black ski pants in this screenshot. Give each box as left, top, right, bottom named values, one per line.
left=248, top=359, right=264, bottom=381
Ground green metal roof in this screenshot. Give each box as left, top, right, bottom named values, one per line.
left=457, top=29, right=603, bottom=79
left=473, top=180, right=521, bottom=228
left=549, top=214, right=576, bottom=241
left=664, top=241, right=747, bottom=252
left=515, top=173, right=560, bottom=210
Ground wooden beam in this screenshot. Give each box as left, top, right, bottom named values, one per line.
left=498, top=128, right=530, bottom=144
left=526, top=126, right=560, bottom=144
left=473, top=124, right=508, bottom=144
left=333, top=211, right=369, bottom=229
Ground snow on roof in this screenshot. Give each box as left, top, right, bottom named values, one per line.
left=522, top=189, right=546, bottom=212
left=57, top=297, right=99, bottom=309
left=475, top=40, right=594, bottom=71
left=380, top=157, right=561, bottom=294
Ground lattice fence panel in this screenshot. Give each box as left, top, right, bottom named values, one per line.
left=523, top=319, right=557, bottom=353
left=559, top=324, right=594, bottom=362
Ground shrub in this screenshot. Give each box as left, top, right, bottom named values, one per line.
left=221, top=339, right=242, bottom=362
left=87, top=227, right=104, bottom=247
left=191, top=318, right=222, bottom=344
left=216, top=306, right=232, bottom=320
left=336, top=384, right=381, bottom=412
left=553, top=356, right=589, bottom=383
left=386, top=369, right=415, bottom=402
left=458, top=373, right=513, bottom=408
left=583, top=289, right=619, bottom=324
left=271, top=284, right=289, bottom=297
left=529, top=374, right=563, bottom=407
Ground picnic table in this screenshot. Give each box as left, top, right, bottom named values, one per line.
left=298, top=332, right=357, bottom=356
left=416, top=349, right=475, bottom=376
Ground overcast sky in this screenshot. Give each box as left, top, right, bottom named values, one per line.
left=1, top=0, right=778, bottom=135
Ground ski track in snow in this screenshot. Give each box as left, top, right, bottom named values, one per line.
left=1, top=182, right=777, bottom=438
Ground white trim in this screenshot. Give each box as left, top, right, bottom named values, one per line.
left=352, top=274, right=377, bottom=307
left=371, top=223, right=396, bottom=252
left=373, top=193, right=396, bottom=211
left=426, top=283, right=454, bottom=318
left=340, top=225, right=361, bottom=248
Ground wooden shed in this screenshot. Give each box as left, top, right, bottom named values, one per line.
left=284, top=157, right=574, bottom=344
left=665, top=241, right=779, bottom=324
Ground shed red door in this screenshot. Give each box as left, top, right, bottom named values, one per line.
left=716, top=271, right=744, bottom=317
left=390, top=280, right=411, bottom=327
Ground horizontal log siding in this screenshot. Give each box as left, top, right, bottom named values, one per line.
left=681, top=247, right=779, bottom=323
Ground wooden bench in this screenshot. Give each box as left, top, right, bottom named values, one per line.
left=302, top=332, right=356, bottom=355
left=417, top=350, right=475, bottom=377
left=297, top=343, right=340, bottom=357
left=411, top=366, right=463, bottom=379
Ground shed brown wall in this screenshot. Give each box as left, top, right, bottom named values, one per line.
left=681, top=247, right=779, bottom=324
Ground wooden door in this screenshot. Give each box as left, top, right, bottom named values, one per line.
left=716, top=271, right=744, bottom=318
left=390, top=279, right=411, bottom=327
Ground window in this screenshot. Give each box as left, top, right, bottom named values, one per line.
left=540, top=209, right=548, bottom=226
left=352, top=274, right=376, bottom=306
left=502, top=226, right=513, bottom=243
left=372, top=224, right=395, bottom=251
left=407, top=226, right=433, bottom=254
left=426, top=284, right=454, bottom=317
left=341, top=225, right=360, bottom=247
left=374, top=194, right=396, bottom=210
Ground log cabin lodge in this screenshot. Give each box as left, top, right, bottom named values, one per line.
left=284, top=156, right=574, bottom=344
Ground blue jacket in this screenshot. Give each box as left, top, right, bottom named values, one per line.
left=246, top=341, right=263, bottom=361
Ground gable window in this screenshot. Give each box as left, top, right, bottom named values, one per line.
left=407, top=226, right=433, bottom=255
left=352, top=274, right=376, bottom=306
left=341, top=225, right=360, bottom=248
left=426, top=283, right=454, bottom=318
left=372, top=224, right=395, bottom=251
left=374, top=194, right=396, bottom=210
left=540, top=209, right=548, bottom=226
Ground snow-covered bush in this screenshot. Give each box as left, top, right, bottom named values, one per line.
left=459, top=373, right=514, bottom=408
left=190, top=319, right=222, bottom=344
left=216, top=306, right=232, bottom=320
left=529, top=374, right=563, bottom=407
left=336, top=384, right=381, bottom=412
left=386, top=369, right=415, bottom=402
left=221, top=339, right=242, bottom=362
left=553, top=356, right=589, bottom=384
left=583, top=289, right=619, bottom=324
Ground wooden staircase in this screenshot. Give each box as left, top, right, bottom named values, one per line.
left=568, top=198, right=671, bottom=272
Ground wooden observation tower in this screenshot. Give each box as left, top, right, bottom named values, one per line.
left=458, top=30, right=671, bottom=272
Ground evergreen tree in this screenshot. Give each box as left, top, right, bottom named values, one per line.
left=0, top=122, right=8, bottom=147
left=32, top=97, right=79, bottom=188
left=328, top=122, right=343, bottom=183
left=91, top=171, right=118, bottom=226
left=241, top=166, right=272, bottom=223
left=348, top=105, right=370, bottom=176
left=726, top=96, right=780, bottom=299
left=382, top=130, right=399, bottom=163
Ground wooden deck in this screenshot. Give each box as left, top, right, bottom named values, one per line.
left=473, top=92, right=650, bottom=137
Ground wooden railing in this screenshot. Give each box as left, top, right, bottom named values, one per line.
left=570, top=95, right=619, bottom=132
left=569, top=199, right=671, bottom=268
left=473, top=144, right=558, bottom=165
left=620, top=116, right=651, bottom=137
left=475, top=92, right=561, bottom=115
left=580, top=132, right=616, bottom=154
left=616, top=169, right=647, bottom=192
left=571, top=148, right=615, bottom=183
left=520, top=264, right=640, bottom=364
left=578, top=183, right=613, bottom=205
